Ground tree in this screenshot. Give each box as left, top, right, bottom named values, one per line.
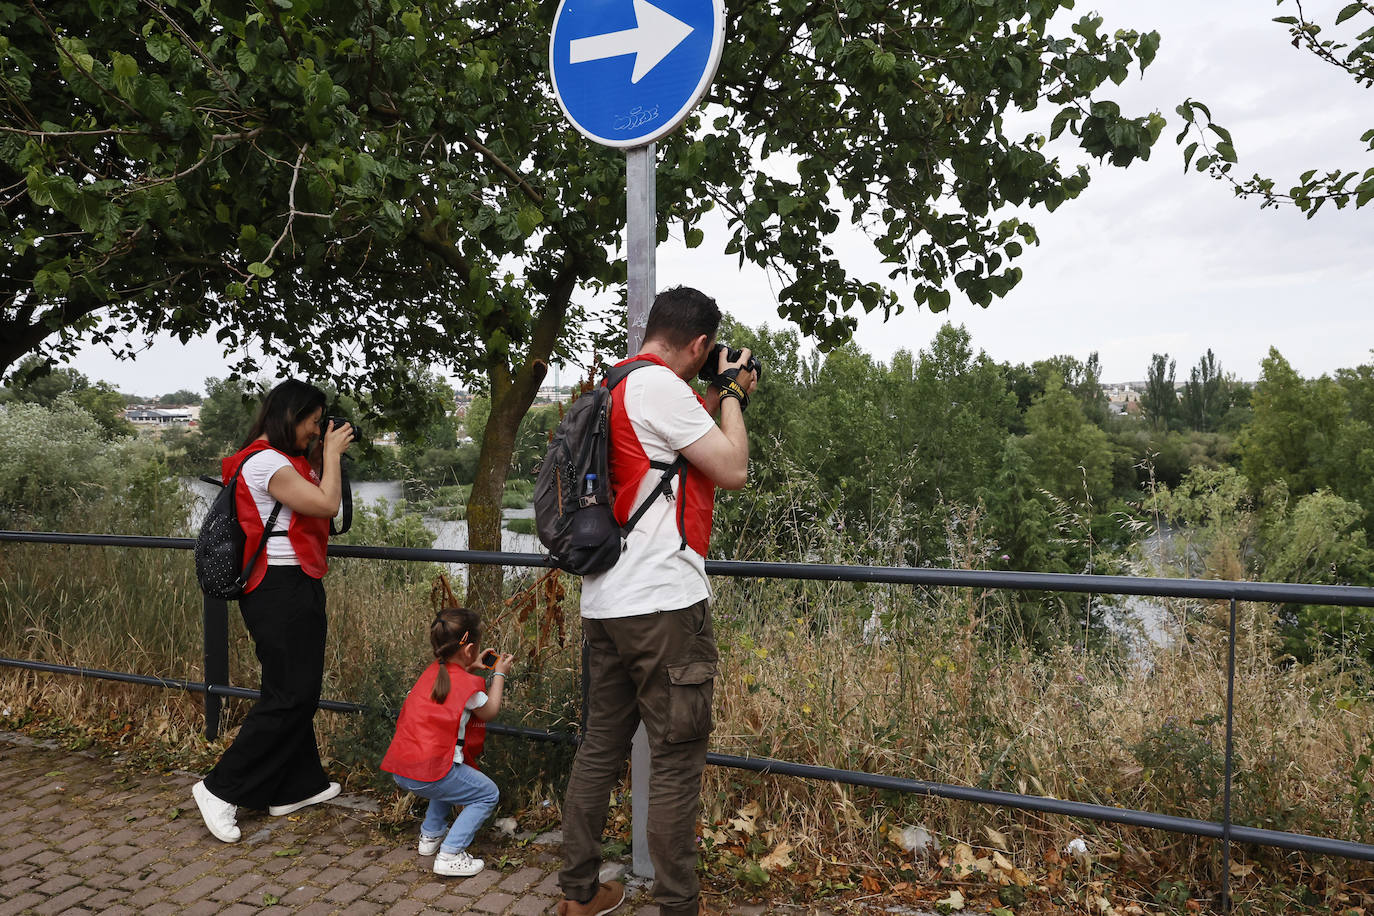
left=195, top=376, right=259, bottom=457
left=1021, top=373, right=1112, bottom=507
left=156, top=389, right=202, bottom=406
left=889, top=324, right=1019, bottom=513
left=1239, top=349, right=1346, bottom=495
left=1175, top=2, right=1374, bottom=216
left=0, top=356, right=132, bottom=437
left=1180, top=349, right=1227, bottom=432
left=1140, top=353, right=1178, bottom=431
left=4, top=0, right=1165, bottom=609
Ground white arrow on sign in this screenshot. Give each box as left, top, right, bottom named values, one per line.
left=568, top=0, right=694, bottom=84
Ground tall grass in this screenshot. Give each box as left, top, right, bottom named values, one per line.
left=3, top=405, right=1373, bottom=911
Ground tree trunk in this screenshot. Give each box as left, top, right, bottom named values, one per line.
left=462, top=259, right=581, bottom=614
left=464, top=361, right=544, bottom=614
left=0, top=293, right=105, bottom=378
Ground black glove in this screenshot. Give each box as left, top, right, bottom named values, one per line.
left=698, top=343, right=763, bottom=386
left=716, top=366, right=750, bottom=411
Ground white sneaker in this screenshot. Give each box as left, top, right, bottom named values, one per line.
left=268, top=781, right=341, bottom=816
left=192, top=780, right=240, bottom=843
left=433, top=850, right=484, bottom=877
left=418, top=832, right=444, bottom=856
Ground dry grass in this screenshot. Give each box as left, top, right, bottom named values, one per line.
left=4, top=515, right=1374, bottom=912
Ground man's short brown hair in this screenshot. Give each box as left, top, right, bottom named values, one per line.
left=643, top=286, right=721, bottom=350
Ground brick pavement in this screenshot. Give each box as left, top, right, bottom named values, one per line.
left=0, top=733, right=871, bottom=916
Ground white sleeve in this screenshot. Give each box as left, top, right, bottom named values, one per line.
left=240, top=450, right=291, bottom=499
left=466, top=690, right=489, bottom=710
left=638, top=368, right=715, bottom=452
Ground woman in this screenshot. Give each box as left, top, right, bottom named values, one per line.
left=192, top=379, right=354, bottom=843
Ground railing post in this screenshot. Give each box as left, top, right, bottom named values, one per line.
left=203, top=595, right=229, bottom=741
left=1221, top=596, right=1237, bottom=913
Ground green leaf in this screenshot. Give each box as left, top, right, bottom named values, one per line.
left=1215, top=141, right=1237, bottom=163
left=1336, top=3, right=1363, bottom=25
left=684, top=227, right=704, bottom=249
left=248, top=262, right=273, bottom=278
left=515, top=206, right=543, bottom=237
left=1355, top=177, right=1374, bottom=208
left=34, top=267, right=72, bottom=295
left=1183, top=141, right=1199, bottom=173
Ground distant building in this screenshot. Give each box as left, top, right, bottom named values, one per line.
left=1101, top=383, right=1141, bottom=416
left=125, top=406, right=196, bottom=426
left=534, top=385, right=574, bottom=405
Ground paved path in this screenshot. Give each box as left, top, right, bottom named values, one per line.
left=0, top=733, right=868, bottom=916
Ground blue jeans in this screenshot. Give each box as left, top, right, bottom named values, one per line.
left=394, top=763, right=499, bottom=854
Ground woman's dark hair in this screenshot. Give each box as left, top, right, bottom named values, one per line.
left=643, top=286, right=721, bottom=350
left=242, top=379, right=327, bottom=454
left=430, top=606, right=482, bottom=704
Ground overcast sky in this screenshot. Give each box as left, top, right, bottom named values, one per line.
left=73, top=0, right=1370, bottom=395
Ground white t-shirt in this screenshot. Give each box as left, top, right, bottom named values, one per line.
left=580, top=364, right=716, bottom=618
left=454, top=689, right=489, bottom=765
left=240, top=449, right=299, bottom=563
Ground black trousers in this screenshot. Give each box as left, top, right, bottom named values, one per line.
left=203, top=565, right=330, bottom=810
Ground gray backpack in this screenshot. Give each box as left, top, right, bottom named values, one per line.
left=533, top=360, right=683, bottom=574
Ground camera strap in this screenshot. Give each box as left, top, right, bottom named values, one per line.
left=330, top=455, right=354, bottom=536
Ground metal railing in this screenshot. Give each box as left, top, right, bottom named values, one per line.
left=5, top=528, right=1374, bottom=911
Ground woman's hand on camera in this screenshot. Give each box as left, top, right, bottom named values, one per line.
left=321, top=419, right=354, bottom=456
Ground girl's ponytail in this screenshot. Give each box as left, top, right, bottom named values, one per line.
left=429, top=607, right=482, bottom=703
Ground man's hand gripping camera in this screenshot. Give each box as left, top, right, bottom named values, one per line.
left=699, top=343, right=761, bottom=411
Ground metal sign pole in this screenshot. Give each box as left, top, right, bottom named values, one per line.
left=626, top=143, right=655, bottom=356
left=550, top=0, right=725, bottom=885
left=626, top=141, right=656, bottom=879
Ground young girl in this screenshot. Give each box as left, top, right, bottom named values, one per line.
left=380, top=607, right=514, bottom=877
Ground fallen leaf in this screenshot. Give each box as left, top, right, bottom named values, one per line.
left=702, top=826, right=729, bottom=845
left=952, top=843, right=993, bottom=876
left=729, top=801, right=761, bottom=835
left=937, top=889, right=965, bottom=911
left=983, top=825, right=1009, bottom=851
left=1229, top=861, right=1256, bottom=878
left=861, top=874, right=881, bottom=893
left=760, top=842, right=793, bottom=872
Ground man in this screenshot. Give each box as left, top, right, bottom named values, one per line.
left=557, top=287, right=759, bottom=916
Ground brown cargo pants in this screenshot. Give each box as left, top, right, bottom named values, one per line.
left=559, top=599, right=718, bottom=916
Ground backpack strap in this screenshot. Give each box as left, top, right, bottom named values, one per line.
left=621, top=456, right=686, bottom=538
left=240, top=499, right=285, bottom=590
left=215, top=460, right=286, bottom=595
left=604, top=358, right=692, bottom=544
left=603, top=357, right=653, bottom=391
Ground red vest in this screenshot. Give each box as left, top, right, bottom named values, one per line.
left=380, top=663, right=489, bottom=781
left=223, top=441, right=330, bottom=592
left=607, top=354, right=715, bottom=556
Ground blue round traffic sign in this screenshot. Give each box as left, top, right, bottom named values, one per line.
left=549, top=0, right=725, bottom=148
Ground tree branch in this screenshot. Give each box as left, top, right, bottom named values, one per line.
left=458, top=135, right=544, bottom=204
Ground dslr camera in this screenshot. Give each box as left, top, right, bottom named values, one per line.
left=323, top=415, right=363, bottom=443
left=698, top=342, right=763, bottom=385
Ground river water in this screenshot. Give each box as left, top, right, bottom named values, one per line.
left=184, top=478, right=541, bottom=580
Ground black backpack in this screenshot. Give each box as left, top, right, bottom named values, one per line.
left=194, top=463, right=284, bottom=600
left=534, top=360, right=685, bottom=575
